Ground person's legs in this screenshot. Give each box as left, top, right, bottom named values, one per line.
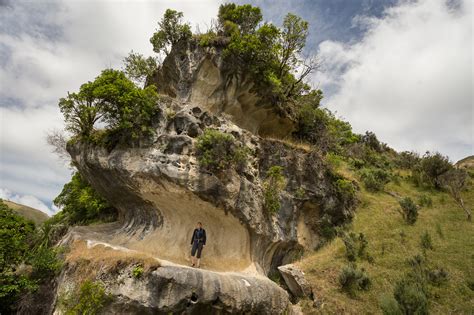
left=191, top=242, right=198, bottom=266
left=196, top=243, right=203, bottom=268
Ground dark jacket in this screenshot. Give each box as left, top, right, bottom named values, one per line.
left=190, top=228, right=206, bottom=245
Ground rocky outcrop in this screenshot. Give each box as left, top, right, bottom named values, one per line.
left=278, top=264, right=313, bottom=300
left=151, top=40, right=294, bottom=137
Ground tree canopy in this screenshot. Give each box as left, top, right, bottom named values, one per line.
left=150, top=9, right=192, bottom=55
left=59, top=69, right=159, bottom=141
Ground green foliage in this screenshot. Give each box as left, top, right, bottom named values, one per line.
left=361, top=131, right=383, bottom=153
left=59, top=69, right=160, bottom=142
left=132, top=265, right=144, bottom=279
left=195, top=129, right=248, bottom=173
left=396, top=151, right=420, bottom=169
left=335, top=178, right=357, bottom=206
left=28, top=245, right=63, bottom=281
left=417, top=194, right=433, bottom=208
left=393, top=278, right=428, bottom=315
left=263, top=166, right=286, bottom=214
left=54, top=172, right=117, bottom=225
left=359, top=167, right=391, bottom=192
left=341, top=232, right=371, bottom=262
left=0, top=200, right=36, bottom=312
left=123, top=51, right=158, bottom=84
left=218, top=3, right=262, bottom=35
left=61, top=280, right=111, bottom=315
left=150, top=9, right=192, bottom=55
left=413, top=151, right=452, bottom=189
left=379, top=294, right=403, bottom=315
left=339, top=263, right=371, bottom=297
left=399, top=197, right=418, bottom=225
left=420, top=231, right=433, bottom=251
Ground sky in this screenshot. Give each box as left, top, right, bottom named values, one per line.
left=0, top=0, right=472, bottom=215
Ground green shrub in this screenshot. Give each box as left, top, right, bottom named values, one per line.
left=341, top=232, right=371, bottom=262
left=195, top=129, right=248, bottom=173
left=379, top=294, right=403, bottom=315
left=359, top=167, right=391, bottom=192
left=54, top=172, right=117, bottom=225
left=149, top=9, right=192, bottom=56
left=339, top=264, right=371, bottom=297
left=335, top=178, right=357, bottom=203
left=61, top=280, right=111, bottom=315
left=427, top=267, right=448, bottom=286
left=263, top=166, right=286, bottom=214
left=393, top=278, right=428, bottom=315
left=29, top=245, right=63, bottom=281
left=413, top=151, right=452, bottom=189
left=395, top=151, right=420, bottom=170
left=417, top=194, right=433, bottom=208
left=399, top=197, right=418, bottom=225
left=132, top=265, right=144, bottom=279
left=420, top=231, right=433, bottom=251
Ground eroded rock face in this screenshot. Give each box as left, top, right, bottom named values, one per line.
left=151, top=40, right=294, bottom=137
left=68, top=101, right=355, bottom=275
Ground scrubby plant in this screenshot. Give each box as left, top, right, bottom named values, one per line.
left=359, top=167, right=391, bottom=192
left=61, top=280, right=111, bottom=315
left=195, top=129, right=248, bottom=173
left=338, top=263, right=371, bottom=297
left=396, top=151, right=421, bottom=170
left=439, top=168, right=472, bottom=221
left=341, top=232, right=371, bottom=262
left=132, top=265, right=144, bottom=279
left=420, top=231, right=433, bottom=251
left=413, top=151, right=452, bottom=189
left=379, top=294, right=403, bottom=315
left=399, top=197, right=418, bottom=225
left=427, top=267, right=448, bottom=286
left=393, top=278, right=428, bottom=315
left=263, top=166, right=286, bottom=214
left=417, top=194, right=433, bottom=208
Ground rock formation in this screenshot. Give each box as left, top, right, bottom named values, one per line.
left=53, top=41, right=357, bottom=314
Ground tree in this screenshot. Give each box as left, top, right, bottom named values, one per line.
left=59, top=69, right=160, bottom=140
left=150, top=9, right=192, bottom=56
left=123, top=51, right=158, bottom=85
left=279, top=13, right=309, bottom=77
left=439, top=169, right=472, bottom=221
left=0, top=200, right=35, bottom=312
left=54, top=173, right=117, bottom=225
left=218, top=3, right=262, bottom=35
left=416, top=152, right=452, bottom=189
left=46, top=129, right=70, bottom=162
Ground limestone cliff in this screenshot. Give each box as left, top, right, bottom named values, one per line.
left=51, top=43, right=357, bottom=314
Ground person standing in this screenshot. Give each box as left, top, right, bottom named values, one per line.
left=190, top=222, right=206, bottom=268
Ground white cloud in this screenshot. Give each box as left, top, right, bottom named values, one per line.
left=0, top=0, right=221, bottom=209
left=0, top=187, right=55, bottom=216
left=318, top=0, right=472, bottom=161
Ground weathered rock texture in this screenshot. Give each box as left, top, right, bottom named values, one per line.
left=54, top=42, right=357, bottom=314
left=151, top=40, right=294, bottom=137
left=278, top=264, right=313, bottom=300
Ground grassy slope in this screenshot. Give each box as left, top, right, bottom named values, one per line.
left=297, top=165, right=474, bottom=314
left=3, top=200, right=49, bottom=225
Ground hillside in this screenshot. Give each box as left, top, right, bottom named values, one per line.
left=2, top=199, right=49, bottom=225
left=297, top=163, right=474, bottom=314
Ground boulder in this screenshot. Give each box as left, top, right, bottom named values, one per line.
left=278, top=264, right=313, bottom=300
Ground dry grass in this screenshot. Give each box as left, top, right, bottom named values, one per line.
left=297, top=171, right=474, bottom=314
left=65, top=240, right=160, bottom=283
left=263, top=136, right=313, bottom=152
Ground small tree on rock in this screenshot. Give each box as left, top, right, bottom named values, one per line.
left=150, top=9, right=192, bottom=56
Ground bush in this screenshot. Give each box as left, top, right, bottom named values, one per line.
left=379, top=294, right=403, bottom=315
left=123, top=51, right=158, bottom=84
left=399, top=197, right=418, bottom=225
left=54, top=173, right=117, bottom=225
left=420, top=231, right=433, bottom=251
left=132, top=265, right=144, bottom=279
left=418, top=195, right=433, bottom=208
left=427, top=267, right=448, bottom=286
left=28, top=245, right=62, bottom=281
left=61, top=280, right=111, bottom=315
left=195, top=129, right=248, bottom=173
left=413, top=151, right=452, bottom=189
left=359, top=167, right=391, bottom=192
left=393, top=278, right=428, bottom=315
left=149, top=9, right=192, bottom=56
left=341, top=232, right=371, bottom=262
left=339, top=264, right=371, bottom=297
left=396, top=151, right=420, bottom=170
left=263, top=166, right=286, bottom=214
